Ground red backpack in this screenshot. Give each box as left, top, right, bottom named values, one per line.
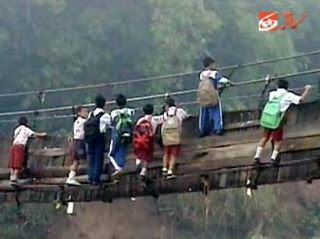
left=133, top=119, right=154, bottom=150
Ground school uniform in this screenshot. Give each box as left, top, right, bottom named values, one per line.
left=71, top=117, right=87, bottom=161
left=134, top=115, right=164, bottom=163
left=263, top=88, right=301, bottom=141
left=87, top=108, right=111, bottom=183
left=9, top=125, right=34, bottom=170
left=163, top=106, right=188, bottom=158
left=198, top=70, right=229, bottom=136
left=108, top=108, right=135, bottom=171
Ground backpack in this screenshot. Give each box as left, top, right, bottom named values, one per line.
left=114, top=112, right=133, bottom=145
left=133, top=119, right=154, bottom=150
left=84, top=111, right=104, bottom=144
left=260, top=93, right=286, bottom=129
left=197, top=72, right=219, bottom=107
left=161, top=109, right=181, bottom=146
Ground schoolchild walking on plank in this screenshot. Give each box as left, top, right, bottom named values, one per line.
left=161, top=97, right=189, bottom=179
left=254, top=79, right=312, bottom=164
left=108, top=94, right=135, bottom=177
left=66, top=105, right=88, bottom=186
left=9, top=116, right=47, bottom=184
left=133, top=104, right=164, bottom=179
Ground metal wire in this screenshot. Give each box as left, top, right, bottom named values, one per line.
left=0, top=49, right=319, bottom=98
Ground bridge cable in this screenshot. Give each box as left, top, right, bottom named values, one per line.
left=0, top=49, right=320, bottom=99
left=0, top=68, right=319, bottom=119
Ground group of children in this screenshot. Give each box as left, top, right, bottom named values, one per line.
left=7, top=56, right=312, bottom=186
left=64, top=94, right=189, bottom=186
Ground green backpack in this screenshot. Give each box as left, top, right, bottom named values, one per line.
left=260, top=93, right=286, bottom=129
left=114, top=112, right=133, bottom=145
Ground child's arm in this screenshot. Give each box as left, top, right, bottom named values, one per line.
left=178, top=108, right=190, bottom=121
left=300, top=84, right=312, bottom=102
left=33, top=132, right=47, bottom=138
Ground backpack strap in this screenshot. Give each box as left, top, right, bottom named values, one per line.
left=166, top=108, right=177, bottom=117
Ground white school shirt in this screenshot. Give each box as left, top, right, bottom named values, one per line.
left=111, top=108, right=135, bottom=122
left=163, top=106, right=189, bottom=127
left=91, top=108, right=112, bottom=133
left=136, top=114, right=164, bottom=134
left=73, top=117, right=87, bottom=140
left=199, top=70, right=230, bottom=88
left=269, top=88, right=301, bottom=112
left=13, top=125, right=35, bottom=146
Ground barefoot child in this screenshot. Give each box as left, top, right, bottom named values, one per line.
left=254, top=80, right=312, bottom=164
left=9, top=116, right=46, bottom=184
left=161, top=98, right=189, bottom=179
left=133, top=104, right=163, bottom=179
left=66, top=106, right=88, bottom=186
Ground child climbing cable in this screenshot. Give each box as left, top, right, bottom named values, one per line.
left=133, top=104, right=163, bottom=179
left=66, top=105, right=88, bottom=186
left=108, top=94, right=135, bottom=177
left=254, top=79, right=312, bottom=164
left=9, top=116, right=47, bottom=184
left=161, top=97, right=189, bottom=179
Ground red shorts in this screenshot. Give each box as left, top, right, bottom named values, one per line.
left=9, top=145, right=25, bottom=170
left=164, top=145, right=181, bottom=158
left=263, top=127, right=284, bottom=141
left=134, top=148, right=154, bottom=163
left=134, top=142, right=154, bottom=163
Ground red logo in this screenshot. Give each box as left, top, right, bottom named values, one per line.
left=258, top=11, right=307, bottom=32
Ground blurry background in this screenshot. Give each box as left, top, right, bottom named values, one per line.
left=0, top=0, right=320, bottom=238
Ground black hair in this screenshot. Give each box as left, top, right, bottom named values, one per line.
left=165, top=97, right=176, bottom=107
left=75, top=105, right=85, bottom=114
left=278, top=79, right=289, bottom=90
left=203, top=56, right=215, bottom=68
left=18, top=116, right=28, bottom=126
left=95, top=94, right=106, bottom=108
left=143, top=104, right=154, bottom=115
left=116, top=94, right=127, bottom=107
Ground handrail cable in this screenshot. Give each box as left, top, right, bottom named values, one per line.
left=0, top=68, right=319, bottom=118
left=0, top=85, right=314, bottom=124
left=0, top=49, right=319, bottom=98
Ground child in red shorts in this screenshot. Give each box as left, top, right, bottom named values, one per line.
left=161, top=98, right=189, bottom=179
left=133, top=104, right=163, bottom=179
left=254, top=80, right=312, bottom=164
left=9, top=116, right=46, bottom=184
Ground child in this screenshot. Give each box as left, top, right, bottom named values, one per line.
left=161, top=97, right=189, bottom=179
left=9, top=116, right=46, bottom=184
left=198, top=57, right=231, bottom=137
left=85, top=95, right=111, bottom=186
left=254, top=80, right=312, bottom=164
left=133, top=104, right=164, bottom=179
left=108, top=94, right=135, bottom=177
left=66, top=106, right=88, bottom=186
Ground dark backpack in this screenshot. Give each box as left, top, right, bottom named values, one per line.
left=133, top=119, right=154, bottom=150
left=114, top=112, right=133, bottom=145
left=84, top=111, right=105, bottom=144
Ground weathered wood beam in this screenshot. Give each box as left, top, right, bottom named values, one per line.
left=0, top=156, right=319, bottom=204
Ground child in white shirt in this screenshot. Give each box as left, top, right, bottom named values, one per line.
left=66, top=106, right=88, bottom=186
left=254, top=80, right=312, bottom=164
left=161, top=97, right=189, bottom=179
left=9, top=116, right=46, bottom=184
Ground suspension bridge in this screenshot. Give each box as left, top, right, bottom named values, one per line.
left=0, top=50, right=319, bottom=205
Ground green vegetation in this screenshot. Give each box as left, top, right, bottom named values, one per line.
left=0, top=0, right=319, bottom=238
